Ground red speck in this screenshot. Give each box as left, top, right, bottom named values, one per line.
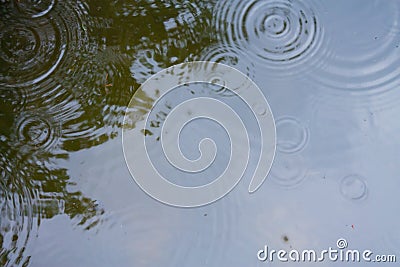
left=351, top=224, right=355, bottom=229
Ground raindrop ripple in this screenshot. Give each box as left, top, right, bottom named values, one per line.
left=215, top=0, right=321, bottom=69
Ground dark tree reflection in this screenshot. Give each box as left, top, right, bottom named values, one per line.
left=0, top=0, right=216, bottom=266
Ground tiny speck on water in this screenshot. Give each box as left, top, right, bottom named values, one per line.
left=282, top=235, right=289, bottom=242
left=204, top=213, right=207, bottom=217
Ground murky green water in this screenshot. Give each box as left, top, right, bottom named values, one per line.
left=1, top=1, right=217, bottom=265
left=1, top=0, right=400, bottom=266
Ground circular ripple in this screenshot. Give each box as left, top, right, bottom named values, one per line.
left=0, top=186, right=38, bottom=267
left=270, top=153, right=308, bottom=189
left=16, top=0, right=56, bottom=18
left=199, top=44, right=255, bottom=80
left=0, top=88, right=27, bottom=112
left=0, top=17, right=65, bottom=88
left=1, top=1, right=119, bottom=151
left=0, top=26, right=38, bottom=62
left=340, top=175, right=368, bottom=201
left=311, top=33, right=400, bottom=93
left=194, top=58, right=256, bottom=97
left=13, top=112, right=61, bottom=153
left=215, top=0, right=321, bottom=69
left=276, top=117, right=309, bottom=153
left=308, top=0, right=400, bottom=109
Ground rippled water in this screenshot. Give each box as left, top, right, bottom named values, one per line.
left=1, top=0, right=400, bottom=266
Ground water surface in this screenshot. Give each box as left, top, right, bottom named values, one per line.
left=1, top=0, right=400, bottom=266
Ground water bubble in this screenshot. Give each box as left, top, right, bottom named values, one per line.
left=339, top=174, right=368, bottom=201
left=276, top=117, right=309, bottom=153
left=206, top=76, right=230, bottom=96
left=209, top=76, right=225, bottom=86
left=253, top=103, right=267, bottom=116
